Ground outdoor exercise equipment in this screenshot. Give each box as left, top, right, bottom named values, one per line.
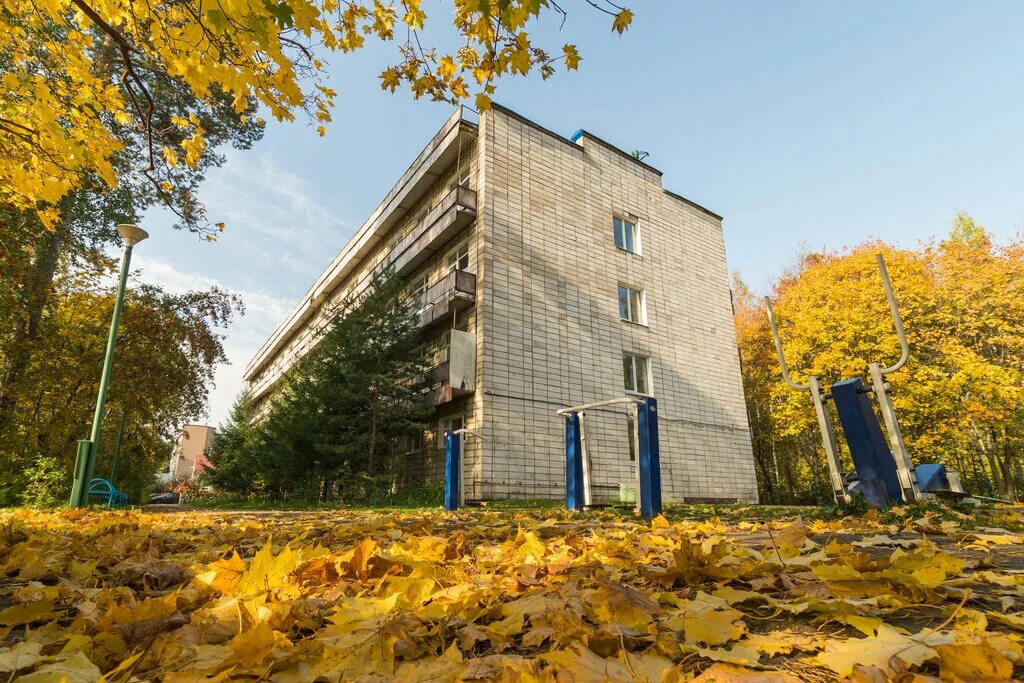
left=557, top=396, right=661, bottom=520
left=88, top=477, right=130, bottom=509
left=765, top=254, right=964, bottom=508
left=443, top=428, right=483, bottom=510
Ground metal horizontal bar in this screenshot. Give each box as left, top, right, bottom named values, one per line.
left=556, top=396, right=645, bottom=416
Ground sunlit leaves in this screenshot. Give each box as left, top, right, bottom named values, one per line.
left=2, top=505, right=1024, bottom=679
left=734, top=215, right=1024, bottom=503
left=612, top=8, right=634, bottom=34
left=1, top=0, right=633, bottom=224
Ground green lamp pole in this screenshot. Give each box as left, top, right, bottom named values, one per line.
left=69, top=224, right=148, bottom=508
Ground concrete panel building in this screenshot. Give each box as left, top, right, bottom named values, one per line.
left=170, top=424, right=216, bottom=481
left=244, top=105, right=758, bottom=503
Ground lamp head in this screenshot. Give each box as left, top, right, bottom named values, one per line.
left=117, top=224, right=149, bottom=247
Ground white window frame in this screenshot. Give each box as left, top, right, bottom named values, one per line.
left=622, top=353, right=652, bottom=395
left=613, top=216, right=640, bottom=255
left=617, top=284, right=646, bottom=325
left=445, top=240, right=471, bottom=274
left=438, top=414, right=465, bottom=450
left=408, top=273, right=430, bottom=313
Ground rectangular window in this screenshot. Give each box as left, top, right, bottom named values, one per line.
left=613, top=216, right=639, bottom=254
left=617, top=285, right=646, bottom=324
left=409, top=273, right=428, bottom=299
left=446, top=240, right=471, bottom=273
left=408, top=273, right=429, bottom=312
left=622, top=353, right=651, bottom=395
left=438, top=415, right=465, bottom=449
left=447, top=166, right=472, bottom=192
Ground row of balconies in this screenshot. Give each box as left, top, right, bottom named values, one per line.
left=401, top=187, right=477, bottom=406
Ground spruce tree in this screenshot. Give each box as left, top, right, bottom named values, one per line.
left=255, top=266, right=431, bottom=500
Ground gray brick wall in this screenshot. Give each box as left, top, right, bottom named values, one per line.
left=476, top=107, right=758, bottom=503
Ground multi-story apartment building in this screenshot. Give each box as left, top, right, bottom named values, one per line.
left=243, top=105, right=759, bottom=503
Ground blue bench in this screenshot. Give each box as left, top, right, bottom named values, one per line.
left=88, top=478, right=130, bottom=509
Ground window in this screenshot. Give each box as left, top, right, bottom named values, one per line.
left=408, top=273, right=429, bottom=312
left=409, top=273, right=428, bottom=299
left=623, top=353, right=651, bottom=395
left=402, top=430, right=425, bottom=454
left=613, top=216, right=639, bottom=254
left=446, top=240, right=471, bottom=273
left=618, top=285, right=646, bottom=324
left=439, top=415, right=465, bottom=449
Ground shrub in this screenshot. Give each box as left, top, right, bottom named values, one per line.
left=22, top=456, right=69, bottom=508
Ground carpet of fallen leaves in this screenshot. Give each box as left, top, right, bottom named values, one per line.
left=3, top=505, right=1024, bottom=682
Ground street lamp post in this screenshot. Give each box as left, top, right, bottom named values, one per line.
left=69, top=224, right=148, bottom=508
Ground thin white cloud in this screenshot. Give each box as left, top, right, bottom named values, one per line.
left=133, top=151, right=354, bottom=425
left=203, top=153, right=351, bottom=262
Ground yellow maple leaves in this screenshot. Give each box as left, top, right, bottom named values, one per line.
left=2, top=504, right=1022, bottom=680
left=1, top=0, right=634, bottom=226
left=735, top=220, right=1024, bottom=502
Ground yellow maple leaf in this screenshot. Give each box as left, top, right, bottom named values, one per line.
left=612, top=8, right=633, bottom=34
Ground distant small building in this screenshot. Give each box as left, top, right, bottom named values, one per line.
left=169, top=425, right=216, bottom=481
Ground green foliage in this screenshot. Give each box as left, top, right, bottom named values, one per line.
left=0, top=264, right=241, bottom=507
left=20, top=456, right=68, bottom=509
left=205, top=393, right=266, bottom=495
left=207, top=267, right=432, bottom=502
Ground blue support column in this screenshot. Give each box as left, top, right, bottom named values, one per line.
left=637, top=397, right=662, bottom=520
left=565, top=413, right=585, bottom=510
left=444, top=430, right=461, bottom=511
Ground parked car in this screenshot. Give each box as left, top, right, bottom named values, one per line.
left=148, top=491, right=180, bottom=505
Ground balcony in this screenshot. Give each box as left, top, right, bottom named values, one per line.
left=421, top=330, right=476, bottom=406
left=416, top=270, right=476, bottom=330
left=390, top=186, right=476, bottom=277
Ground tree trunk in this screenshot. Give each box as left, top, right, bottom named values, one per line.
left=367, top=395, right=379, bottom=477
left=983, top=449, right=1004, bottom=497
left=0, top=222, right=66, bottom=433
left=997, top=436, right=1018, bottom=501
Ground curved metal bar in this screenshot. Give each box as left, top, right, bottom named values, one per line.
left=876, top=254, right=910, bottom=375
left=764, top=297, right=809, bottom=390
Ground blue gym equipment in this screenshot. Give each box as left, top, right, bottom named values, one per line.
left=443, top=428, right=482, bottom=510
left=558, top=396, right=662, bottom=520
left=88, top=477, right=130, bottom=509
left=766, top=254, right=964, bottom=508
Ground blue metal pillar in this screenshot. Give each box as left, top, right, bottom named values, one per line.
left=443, top=430, right=461, bottom=511
left=565, top=413, right=585, bottom=510
left=637, top=397, right=662, bottom=520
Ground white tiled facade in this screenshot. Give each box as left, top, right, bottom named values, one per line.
left=244, top=105, right=759, bottom=504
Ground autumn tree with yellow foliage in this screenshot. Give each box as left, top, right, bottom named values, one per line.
left=1, top=0, right=633, bottom=230
left=736, top=214, right=1024, bottom=503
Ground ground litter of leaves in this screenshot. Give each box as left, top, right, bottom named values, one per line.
left=3, top=506, right=1024, bottom=682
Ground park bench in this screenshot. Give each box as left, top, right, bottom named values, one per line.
left=88, top=477, right=130, bottom=509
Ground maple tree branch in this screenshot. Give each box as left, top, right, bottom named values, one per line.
left=71, top=0, right=157, bottom=173
left=583, top=0, right=625, bottom=15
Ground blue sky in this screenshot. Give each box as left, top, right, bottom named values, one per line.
left=134, top=1, right=1024, bottom=425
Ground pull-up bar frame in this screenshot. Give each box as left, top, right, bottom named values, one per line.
left=558, top=396, right=661, bottom=520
